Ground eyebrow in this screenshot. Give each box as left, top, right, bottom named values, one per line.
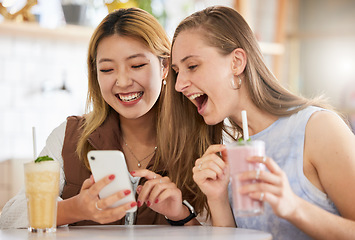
left=171, top=55, right=198, bottom=68
left=98, top=58, right=113, bottom=64
left=126, top=53, right=147, bottom=60
left=98, top=53, right=147, bottom=64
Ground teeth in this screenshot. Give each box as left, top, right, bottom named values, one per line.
left=119, top=92, right=143, bottom=102
left=189, top=93, right=204, bottom=101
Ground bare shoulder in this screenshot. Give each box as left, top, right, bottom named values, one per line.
left=305, top=110, right=354, bottom=150
left=304, top=110, right=355, bottom=218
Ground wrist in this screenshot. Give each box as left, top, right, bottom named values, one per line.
left=207, top=192, right=229, bottom=206
left=282, top=194, right=304, bottom=221
left=165, top=203, right=190, bottom=221
left=165, top=200, right=197, bottom=226
left=57, top=196, right=83, bottom=225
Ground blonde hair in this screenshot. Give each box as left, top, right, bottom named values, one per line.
left=77, top=8, right=170, bottom=169
left=164, top=6, right=333, bottom=217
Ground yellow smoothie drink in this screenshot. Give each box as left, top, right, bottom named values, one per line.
left=24, top=161, right=60, bottom=233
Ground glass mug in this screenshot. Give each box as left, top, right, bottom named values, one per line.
left=227, top=140, right=265, bottom=217
left=24, top=161, right=60, bottom=233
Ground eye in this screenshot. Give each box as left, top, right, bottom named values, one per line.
left=132, top=63, right=147, bottom=69
left=188, top=65, right=197, bottom=70
left=100, top=69, right=113, bottom=73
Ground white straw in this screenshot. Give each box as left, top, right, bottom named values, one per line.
left=241, top=110, right=249, bottom=141
left=32, top=126, right=37, bottom=159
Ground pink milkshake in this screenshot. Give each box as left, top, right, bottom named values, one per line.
left=226, top=140, right=265, bottom=217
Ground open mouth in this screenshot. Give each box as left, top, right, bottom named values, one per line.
left=189, top=93, right=208, bottom=111
left=115, top=91, right=143, bottom=102
left=195, top=94, right=207, bottom=110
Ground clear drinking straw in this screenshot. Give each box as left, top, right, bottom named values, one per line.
left=241, top=110, right=249, bottom=141
left=32, top=126, right=37, bottom=159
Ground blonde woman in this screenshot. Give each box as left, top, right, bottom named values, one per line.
left=0, top=8, right=198, bottom=228
left=164, top=5, right=355, bottom=239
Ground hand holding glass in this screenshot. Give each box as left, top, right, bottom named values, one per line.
left=227, top=140, right=265, bottom=217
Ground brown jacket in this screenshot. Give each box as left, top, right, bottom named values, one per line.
left=61, top=110, right=168, bottom=225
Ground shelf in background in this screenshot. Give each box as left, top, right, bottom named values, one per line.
left=0, top=21, right=94, bottom=42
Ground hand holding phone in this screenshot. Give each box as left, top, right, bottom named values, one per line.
left=87, top=150, right=137, bottom=212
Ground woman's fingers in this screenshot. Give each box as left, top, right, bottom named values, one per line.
left=146, top=181, right=179, bottom=205
left=95, top=189, right=135, bottom=210
left=193, top=167, right=219, bottom=182
left=131, top=169, right=168, bottom=207
left=152, top=184, right=181, bottom=204
left=81, top=176, right=95, bottom=191
left=77, top=174, right=139, bottom=224
left=137, top=176, right=168, bottom=206
left=196, top=146, right=226, bottom=166
left=202, top=144, right=226, bottom=157
left=248, top=156, right=283, bottom=176
left=239, top=168, right=281, bottom=186
left=131, top=169, right=161, bottom=180
left=196, top=159, right=225, bottom=178
left=87, top=174, right=116, bottom=197
left=239, top=180, right=282, bottom=196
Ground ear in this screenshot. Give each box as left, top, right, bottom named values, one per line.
left=231, top=48, right=247, bottom=75
left=161, top=57, right=169, bottom=79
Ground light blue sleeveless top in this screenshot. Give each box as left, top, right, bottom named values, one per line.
left=229, top=106, right=340, bottom=240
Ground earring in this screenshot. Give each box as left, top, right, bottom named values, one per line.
left=231, top=75, right=242, bottom=90
left=162, top=79, right=167, bottom=86
left=116, top=80, right=119, bottom=86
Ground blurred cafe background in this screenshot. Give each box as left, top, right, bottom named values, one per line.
left=1, top=0, right=355, bottom=213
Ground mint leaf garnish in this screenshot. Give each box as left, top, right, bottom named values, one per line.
left=237, top=138, right=251, bottom=145
left=34, top=155, right=54, bottom=163
left=237, top=138, right=245, bottom=145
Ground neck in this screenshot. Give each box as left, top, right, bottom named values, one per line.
left=230, top=102, right=278, bottom=136
left=119, top=109, right=157, bottom=146
left=119, top=108, right=158, bottom=170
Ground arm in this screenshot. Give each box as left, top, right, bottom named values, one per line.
left=242, top=111, right=355, bottom=239
left=192, top=145, right=235, bottom=227
left=292, top=110, right=355, bottom=239
left=0, top=187, right=28, bottom=229
left=57, top=175, right=136, bottom=225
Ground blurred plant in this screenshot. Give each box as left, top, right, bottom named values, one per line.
left=0, top=0, right=38, bottom=22
left=103, top=0, right=166, bottom=27
left=104, top=0, right=137, bottom=13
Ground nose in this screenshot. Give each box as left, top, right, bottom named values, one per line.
left=175, top=72, right=190, bottom=93
left=115, top=69, right=133, bottom=88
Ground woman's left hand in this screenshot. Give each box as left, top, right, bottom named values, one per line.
left=238, top=156, right=301, bottom=219
left=131, top=169, right=186, bottom=220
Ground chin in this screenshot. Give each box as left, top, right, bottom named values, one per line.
left=203, top=116, right=221, bottom=126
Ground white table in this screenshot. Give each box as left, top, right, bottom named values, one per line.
left=0, top=225, right=272, bottom=240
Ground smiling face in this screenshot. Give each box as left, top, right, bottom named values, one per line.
left=172, top=30, right=241, bottom=125
left=96, top=35, right=165, bottom=119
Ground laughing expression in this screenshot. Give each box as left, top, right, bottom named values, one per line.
left=96, top=35, right=164, bottom=119
left=172, top=30, right=238, bottom=125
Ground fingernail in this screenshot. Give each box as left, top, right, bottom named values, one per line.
left=124, top=190, right=131, bottom=196
left=90, top=175, right=95, bottom=183
left=136, top=185, right=142, bottom=194
left=109, top=174, right=115, bottom=180
left=130, top=171, right=135, bottom=175
left=137, top=200, right=142, bottom=207
left=131, top=202, right=137, bottom=208
left=154, top=199, right=159, bottom=204
left=146, top=201, right=151, bottom=207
